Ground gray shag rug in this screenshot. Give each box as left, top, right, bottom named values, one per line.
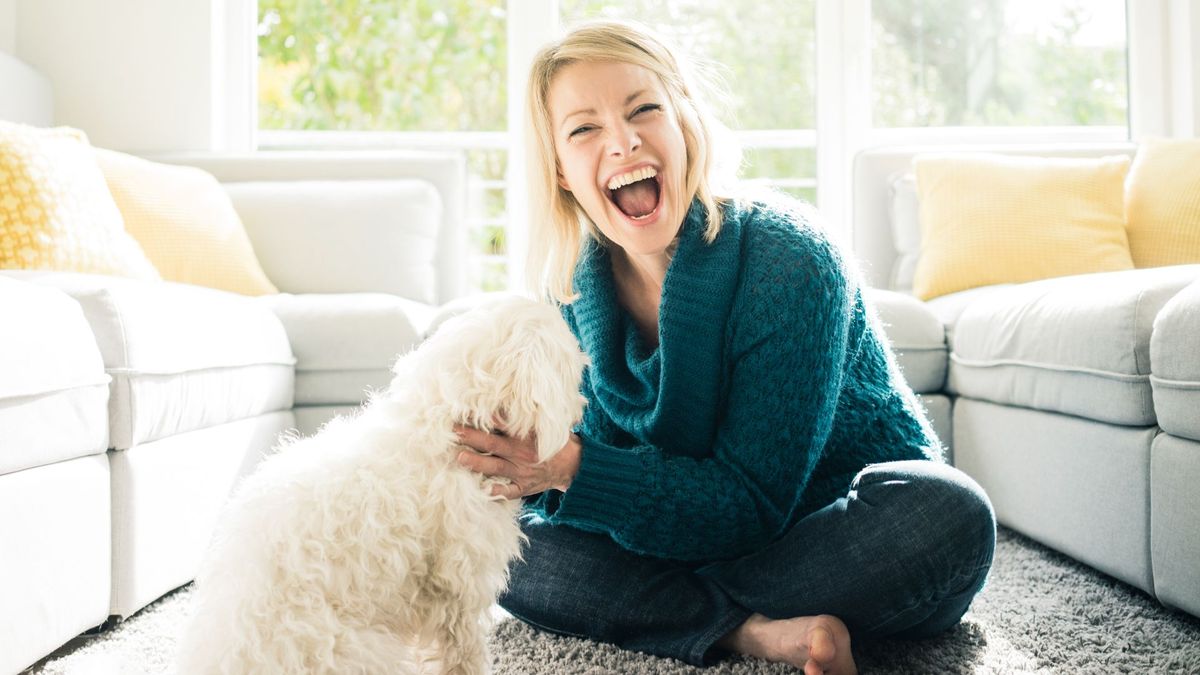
left=26, top=528, right=1200, bottom=674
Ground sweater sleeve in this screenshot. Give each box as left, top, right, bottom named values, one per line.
left=537, top=217, right=862, bottom=562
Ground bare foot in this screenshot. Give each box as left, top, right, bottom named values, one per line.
left=719, top=613, right=856, bottom=675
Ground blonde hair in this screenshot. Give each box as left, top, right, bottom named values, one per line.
left=524, top=19, right=739, bottom=303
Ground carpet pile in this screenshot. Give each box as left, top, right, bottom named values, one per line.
left=27, top=528, right=1200, bottom=674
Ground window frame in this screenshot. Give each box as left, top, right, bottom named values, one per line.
left=229, top=0, right=1189, bottom=290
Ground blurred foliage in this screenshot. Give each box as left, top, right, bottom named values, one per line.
left=258, top=0, right=506, bottom=131
left=873, top=0, right=1126, bottom=126
left=258, top=0, right=1127, bottom=137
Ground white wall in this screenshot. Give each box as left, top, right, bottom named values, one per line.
left=1194, top=4, right=1200, bottom=135
left=0, top=0, right=16, bottom=55
left=14, top=0, right=219, bottom=152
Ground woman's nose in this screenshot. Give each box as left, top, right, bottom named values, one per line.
left=605, top=123, right=641, bottom=157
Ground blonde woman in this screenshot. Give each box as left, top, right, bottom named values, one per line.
left=455, top=20, right=995, bottom=675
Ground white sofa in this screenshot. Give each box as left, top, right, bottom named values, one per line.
left=852, top=145, right=1200, bottom=621
left=0, top=149, right=468, bottom=674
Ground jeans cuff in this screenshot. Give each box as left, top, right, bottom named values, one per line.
left=685, top=605, right=755, bottom=666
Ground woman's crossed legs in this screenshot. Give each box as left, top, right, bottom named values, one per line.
left=499, top=460, right=996, bottom=671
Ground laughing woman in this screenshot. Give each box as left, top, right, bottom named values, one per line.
left=454, top=20, right=996, bottom=675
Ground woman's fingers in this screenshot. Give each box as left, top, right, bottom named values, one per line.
left=454, top=424, right=538, bottom=464
left=490, top=482, right=523, bottom=500
left=457, top=450, right=512, bottom=476
left=454, top=425, right=501, bottom=454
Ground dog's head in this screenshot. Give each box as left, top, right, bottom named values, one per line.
left=394, top=296, right=588, bottom=462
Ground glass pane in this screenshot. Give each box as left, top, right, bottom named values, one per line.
left=558, top=1, right=817, bottom=131
left=473, top=258, right=508, bottom=293
left=258, top=0, right=507, bottom=131
left=464, top=148, right=508, bottom=288
left=872, top=0, right=1127, bottom=127
left=740, top=146, right=818, bottom=204
left=740, top=147, right=817, bottom=183
left=467, top=148, right=507, bottom=182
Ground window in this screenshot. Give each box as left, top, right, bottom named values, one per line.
left=257, top=0, right=510, bottom=291
left=872, top=0, right=1127, bottom=129
left=252, top=1, right=1140, bottom=293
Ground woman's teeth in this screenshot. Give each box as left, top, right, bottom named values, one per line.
left=606, top=166, right=658, bottom=190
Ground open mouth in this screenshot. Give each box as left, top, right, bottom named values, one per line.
left=606, top=169, right=662, bottom=221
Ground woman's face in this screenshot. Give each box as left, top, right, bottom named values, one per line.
left=547, top=60, right=689, bottom=259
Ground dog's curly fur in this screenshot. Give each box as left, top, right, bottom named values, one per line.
left=176, top=297, right=588, bottom=675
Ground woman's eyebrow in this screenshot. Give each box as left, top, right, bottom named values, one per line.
left=559, top=90, right=650, bottom=131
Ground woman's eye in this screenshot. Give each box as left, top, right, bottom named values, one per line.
left=634, top=104, right=662, bottom=115
left=568, top=125, right=594, bottom=138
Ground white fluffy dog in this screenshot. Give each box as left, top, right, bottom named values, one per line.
left=177, top=297, right=587, bottom=675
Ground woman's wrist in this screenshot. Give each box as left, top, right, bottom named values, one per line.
left=554, top=433, right=583, bottom=492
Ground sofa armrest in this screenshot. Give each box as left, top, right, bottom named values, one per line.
left=145, top=151, right=468, bottom=305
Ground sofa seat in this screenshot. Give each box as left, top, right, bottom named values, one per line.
left=866, top=288, right=946, bottom=393
left=1151, top=278, right=1200, bottom=440
left=866, top=288, right=953, bottom=450
left=1149, top=278, right=1200, bottom=617
left=1, top=270, right=296, bottom=449
left=259, top=292, right=435, bottom=435
left=0, top=276, right=109, bottom=473
left=948, top=266, right=1200, bottom=597
left=0, top=270, right=301, bottom=620
left=948, top=265, right=1200, bottom=426
left=108, top=410, right=295, bottom=617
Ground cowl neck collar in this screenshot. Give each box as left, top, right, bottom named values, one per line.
left=569, top=199, right=744, bottom=453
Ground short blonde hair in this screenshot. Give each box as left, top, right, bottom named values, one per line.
left=524, top=19, right=739, bottom=303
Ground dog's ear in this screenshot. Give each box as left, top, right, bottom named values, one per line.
left=493, top=304, right=588, bottom=463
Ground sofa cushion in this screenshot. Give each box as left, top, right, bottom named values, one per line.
left=1126, top=139, right=1200, bottom=268
left=0, top=276, right=109, bottom=474
left=95, top=148, right=279, bottom=296
left=259, top=293, right=433, bottom=406
left=865, top=288, right=946, bottom=393
left=0, top=121, right=160, bottom=280
left=948, top=265, right=1200, bottom=426
left=3, top=271, right=295, bottom=449
left=224, top=180, right=442, bottom=304
left=1151, top=278, right=1200, bottom=442
left=911, top=153, right=1134, bottom=300
left=887, top=173, right=921, bottom=293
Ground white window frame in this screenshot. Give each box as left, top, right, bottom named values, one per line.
left=226, top=0, right=1193, bottom=287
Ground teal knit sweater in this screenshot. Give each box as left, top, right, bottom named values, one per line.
left=528, top=197, right=942, bottom=563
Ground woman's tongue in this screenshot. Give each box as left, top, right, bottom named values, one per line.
left=611, top=178, right=660, bottom=219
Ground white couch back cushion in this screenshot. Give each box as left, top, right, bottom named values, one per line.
left=225, top=180, right=442, bottom=305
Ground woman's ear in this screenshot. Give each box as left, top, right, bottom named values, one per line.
left=557, top=170, right=571, bottom=191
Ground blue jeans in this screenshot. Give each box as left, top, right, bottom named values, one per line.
left=498, top=460, right=996, bottom=666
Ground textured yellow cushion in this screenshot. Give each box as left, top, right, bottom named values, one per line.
left=912, top=153, right=1134, bottom=300
left=95, top=149, right=278, bottom=296
left=1126, top=139, right=1200, bottom=268
left=0, top=121, right=159, bottom=279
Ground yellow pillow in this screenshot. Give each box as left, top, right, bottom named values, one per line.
left=0, top=121, right=160, bottom=279
left=95, top=149, right=278, bottom=296
left=912, top=153, right=1134, bottom=300
left=1125, top=139, right=1200, bottom=268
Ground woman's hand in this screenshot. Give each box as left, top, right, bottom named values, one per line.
left=454, top=423, right=583, bottom=500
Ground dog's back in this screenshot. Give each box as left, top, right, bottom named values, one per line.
left=178, top=402, right=521, bottom=674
